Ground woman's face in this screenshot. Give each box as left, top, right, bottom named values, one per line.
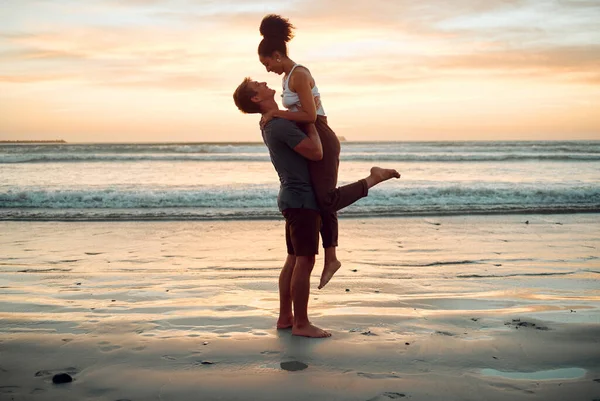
left=259, top=54, right=283, bottom=75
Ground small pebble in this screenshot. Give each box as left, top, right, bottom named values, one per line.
left=405, top=342, right=410, bottom=346
left=345, top=289, right=350, bottom=292
left=280, top=361, right=308, bottom=372
left=52, top=373, right=73, bottom=384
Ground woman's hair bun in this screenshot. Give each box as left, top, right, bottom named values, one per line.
left=259, top=14, right=295, bottom=42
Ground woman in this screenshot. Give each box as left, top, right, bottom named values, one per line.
left=258, top=14, right=400, bottom=290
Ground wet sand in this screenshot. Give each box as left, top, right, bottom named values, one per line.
left=0, top=215, right=599, bottom=400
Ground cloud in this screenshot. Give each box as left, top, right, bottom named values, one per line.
left=0, top=49, right=88, bottom=61
left=95, top=73, right=227, bottom=90
left=1, top=0, right=599, bottom=140
left=0, top=73, right=72, bottom=83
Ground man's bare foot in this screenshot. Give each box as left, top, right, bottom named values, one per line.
left=366, top=166, right=401, bottom=188
left=318, top=260, right=342, bottom=289
left=292, top=323, right=332, bottom=338
left=277, top=315, right=294, bottom=329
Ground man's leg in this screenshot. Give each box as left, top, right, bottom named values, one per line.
left=283, top=208, right=331, bottom=338
left=291, top=255, right=330, bottom=338
left=277, top=254, right=296, bottom=329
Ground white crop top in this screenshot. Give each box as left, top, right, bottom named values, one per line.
left=281, top=64, right=326, bottom=116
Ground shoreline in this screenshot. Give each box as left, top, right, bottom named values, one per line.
left=1, top=210, right=599, bottom=222
left=0, top=140, right=66, bottom=144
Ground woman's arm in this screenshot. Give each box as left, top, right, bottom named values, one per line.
left=280, top=69, right=317, bottom=122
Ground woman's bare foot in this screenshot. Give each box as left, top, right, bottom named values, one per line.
left=292, top=323, right=332, bottom=338
left=318, top=260, right=342, bottom=289
left=365, top=166, right=401, bottom=188
left=277, top=315, right=294, bottom=329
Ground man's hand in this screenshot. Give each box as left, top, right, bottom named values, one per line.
left=260, top=110, right=277, bottom=129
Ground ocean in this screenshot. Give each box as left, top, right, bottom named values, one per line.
left=1, top=140, right=599, bottom=220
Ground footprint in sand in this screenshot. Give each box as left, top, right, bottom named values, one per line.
left=35, top=367, right=78, bottom=378
left=99, top=345, right=121, bottom=352
left=366, top=392, right=406, bottom=400
left=260, top=350, right=280, bottom=355
left=358, top=372, right=401, bottom=379
left=192, top=360, right=215, bottom=366
left=0, top=386, right=20, bottom=394
left=504, top=319, right=550, bottom=331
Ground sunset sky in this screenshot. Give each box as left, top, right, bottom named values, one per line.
left=1, top=0, right=599, bottom=142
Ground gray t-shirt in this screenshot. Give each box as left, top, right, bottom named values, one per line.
left=261, top=118, right=319, bottom=212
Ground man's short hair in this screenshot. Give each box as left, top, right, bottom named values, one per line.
left=233, top=77, right=261, bottom=114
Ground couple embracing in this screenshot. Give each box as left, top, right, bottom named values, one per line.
left=234, top=15, right=400, bottom=338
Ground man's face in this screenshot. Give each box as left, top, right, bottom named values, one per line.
left=248, top=80, right=276, bottom=103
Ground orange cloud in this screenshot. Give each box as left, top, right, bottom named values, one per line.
left=1, top=0, right=598, bottom=141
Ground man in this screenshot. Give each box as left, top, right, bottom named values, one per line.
left=234, top=78, right=330, bottom=338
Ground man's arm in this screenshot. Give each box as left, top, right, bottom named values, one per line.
left=293, top=124, right=323, bottom=161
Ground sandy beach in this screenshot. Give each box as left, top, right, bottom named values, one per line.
left=1, top=215, right=599, bottom=401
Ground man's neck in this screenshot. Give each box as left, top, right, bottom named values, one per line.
left=261, top=100, right=279, bottom=116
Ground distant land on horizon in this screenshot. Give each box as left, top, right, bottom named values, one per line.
left=0, top=138, right=347, bottom=144
left=0, top=140, right=67, bottom=144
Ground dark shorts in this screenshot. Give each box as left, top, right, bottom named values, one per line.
left=283, top=208, right=321, bottom=256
